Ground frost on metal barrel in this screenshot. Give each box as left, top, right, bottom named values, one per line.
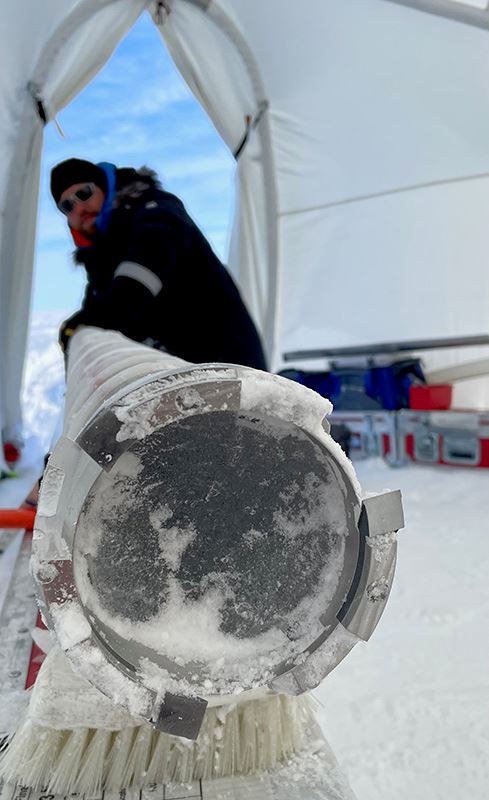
left=32, top=327, right=404, bottom=740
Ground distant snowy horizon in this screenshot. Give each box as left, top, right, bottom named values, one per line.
left=22, top=311, right=66, bottom=451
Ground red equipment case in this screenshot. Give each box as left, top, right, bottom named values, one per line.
left=399, top=409, right=489, bottom=467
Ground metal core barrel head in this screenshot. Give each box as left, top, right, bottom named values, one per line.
left=32, top=333, right=403, bottom=739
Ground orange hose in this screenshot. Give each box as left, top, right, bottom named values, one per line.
left=0, top=508, right=36, bottom=529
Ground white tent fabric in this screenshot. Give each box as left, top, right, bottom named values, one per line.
left=158, top=0, right=489, bottom=380
left=2, top=0, right=489, bottom=466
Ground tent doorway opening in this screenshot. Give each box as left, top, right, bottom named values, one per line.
left=22, top=10, right=235, bottom=457
left=33, top=12, right=235, bottom=320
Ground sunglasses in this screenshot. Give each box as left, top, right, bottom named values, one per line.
left=58, top=183, right=96, bottom=215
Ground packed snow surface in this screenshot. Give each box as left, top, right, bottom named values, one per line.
left=316, top=457, right=489, bottom=800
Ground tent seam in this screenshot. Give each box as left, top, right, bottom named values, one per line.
left=382, top=0, right=489, bottom=31
left=279, top=169, right=489, bottom=218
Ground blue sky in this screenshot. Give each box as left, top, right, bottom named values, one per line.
left=33, top=10, right=235, bottom=315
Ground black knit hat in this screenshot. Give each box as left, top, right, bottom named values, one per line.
left=50, top=158, right=107, bottom=203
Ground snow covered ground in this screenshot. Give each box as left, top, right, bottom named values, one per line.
left=21, top=311, right=65, bottom=453
left=0, top=313, right=65, bottom=508
left=3, top=313, right=489, bottom=799
left=316, top=459, right=489, bottom=800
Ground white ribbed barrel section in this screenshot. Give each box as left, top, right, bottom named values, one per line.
left=32, top=327, right=403, bottom=739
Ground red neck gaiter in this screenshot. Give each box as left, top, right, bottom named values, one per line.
left=70, top=226, right=94, bottom=249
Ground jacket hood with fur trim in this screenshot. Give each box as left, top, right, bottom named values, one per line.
left=73, top=166, right=163, bottom=262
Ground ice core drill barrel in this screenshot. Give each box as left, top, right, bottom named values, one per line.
left=32, top=327, right=404, bottom=739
